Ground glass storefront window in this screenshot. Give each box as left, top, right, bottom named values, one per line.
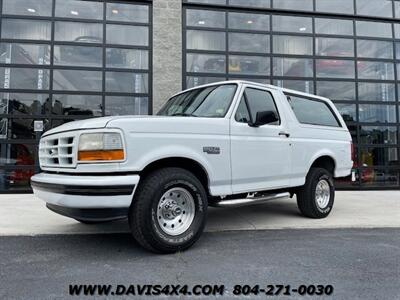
left=356, top=21, right=393, bottom=39
left=360, top=147, right=398, bottom=167
left=0, top=143, right=36, bottom=166
left=228, top=12, right=269, bottom=31
left=105, top=72, right=148, bottom=94
left=2, top=19, right=51, bottom=41
left=107, top=3, right=149, bottom=23
left=228, top=55, right=269, bottom=75
left=53, top=45, right=103, bottom=67
left=357, top=40, right=393, bottom=59
left=187, top=53, right=226, bottom=73
left=334, top=103, right=357, bottom=123
left=229, top=33, right=269, bottom=53
left=229, top=0, right=270, bottom=8
left=358, top=83, right=396, bottom=102
left=53, top=70, right=102, bottom=92
left=316, top=59, right=355, bottom=79
left=0, top=167, right=36, bottom=192
left=358, top=61, right=394, bottom=80
left=356, top=0, right=393, bottom=18
left=1, top=93, right=49, bottom=115
left=273, top=35, right=313, bottom=55
left=105, top=96, right=148, bottom=116
left=187, top=30, right=226, bottom=51
left=55, top=0, right=103, bottom=20
left=315, top=18, right=354, bottom=36
left=359, top=105, right=397, bottom=123
left=0, top=67, right=50, bottom=90
left=52, top=95, right=102, bottom=117
left=359, top=169, right=399, bottom=187
left=273, top=57, right=313, bottom=77
left=272, top=15, right=312, bottom=33
left=273, top=80, right=314, bottom=94
left=273, top=0, right=313, bottom=11
left=186, top=76, right=225, bottom=88
left=2, top=0, right=52, bottom=17
left=316, top=81, right=356, bottom=101
left=55, top=22, right=103, bottom=43
left=186, top=9, right=225, bottom=28
left=360, top=126, right=398, bottom=145
left=0, top=43, right=51, bottom=65
left=106, top=25, right=149, bottom=46
left=106, top=49, right=149, bottom=70
left=316, top=0, right=354, bottom=14
left=316, top=38, right=354, bottom=57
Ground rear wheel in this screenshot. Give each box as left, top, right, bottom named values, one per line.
left=296, top=168, right=335, bottom=219
left=129, top=167, right=208, bottom=253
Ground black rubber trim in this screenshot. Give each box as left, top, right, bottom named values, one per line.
left=41, top=170, right=140, bottom=176
left=46, top=204, right=128, bottom=222
left=31, top=181, right=135, bottom=196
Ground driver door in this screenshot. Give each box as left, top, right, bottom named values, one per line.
left=230, top=86, right=292, bottom=193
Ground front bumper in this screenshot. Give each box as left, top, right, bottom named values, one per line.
left=31, top=172, right=140, bottom=210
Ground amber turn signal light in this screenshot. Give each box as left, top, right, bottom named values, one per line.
left=78, top=149, right=124, bottom=161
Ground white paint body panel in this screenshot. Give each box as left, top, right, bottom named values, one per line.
left=33, top=81, right=353, bottom=210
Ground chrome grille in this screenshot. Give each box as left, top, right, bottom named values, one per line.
left=39, top=132, right=78, bottom=168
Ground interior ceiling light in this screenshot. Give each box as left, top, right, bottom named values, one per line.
left=198, top=20, right=205, bottom=25
left=247, top=20, right=253, bottom=24
left=299, top=27, right=307, bottom=31
left=112, top=9, right=119, bottom=14
left=70, top=10, right=79, bottom=16
left=27, top=8, right=36, bottom=13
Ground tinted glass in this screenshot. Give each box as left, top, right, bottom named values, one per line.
left=0, top=68, right=49, bottom=90
left=245, top=88, right=279, bottom=124
left=229, top=55, right=269, bottom=75
left=106, top=49, right=148, bottom=70
left=187, top=54, right=226, bottom=73
left=105, top=97, right=148, bottom=116
left=106, top=25, right=148, bottom=46
left=316, top=38, right=354, bottom=57
left=358, top=61, right=394, bottom=80
left=360, top=147, right=398, bottom=166
left=359, top=105, right=397, bottom=123
left=158, top=84, right=237, bottom=117
left=356, top=0, right=393, bottom=18
left=315, top=18, right=354, bottom=36
left=3, top=0, right=52, bottom=16
left=358, top=83, right=396, bottom=102
left=53, top=70, right=102, bottom=92
left=0, top=143, right=36, bottom=166
left=273, top=58, right=313, bottom=77
left=53, top=45, right=102, bottom=67
left=357, top=40, right=393, bottom=59
left=272, top=15, right=312, bottom=33
left=273, top=0, right=313, bottom=11
left=106, top=72, right=148, bottom=93
left=335, top=103, right=357, bottom=122
left=107, top=3, right=148, bottom=23
left=229, top=33, right=269, bottom=53
left=55, top=0, right=103, bottom=20
left=288, top=95, right=340, bottom=127
left=356, top=21, right=392, bottom=38
left=52, top=95, right=102, bottom=117
left=316, top=0, right=354, bottom=14
left=273, top=35, right=313, bottom=55
left=316, top=59, right=355, bottom=79
left=228, top=12, right=269, bottom=31
left=360, top=126, right=398, bottom=145
left=2, top=93, right=49, bottom=115
left=2, top=19, right=51, bottom=41
left=0, top=43, right=50, bottom=65
left=187, top=30, right=226, bottom=51
left=316, top=81, right=356, bottom=101
left=55, top=22, right=103, bottom=43
left=186, top=9, right=225, bottom=28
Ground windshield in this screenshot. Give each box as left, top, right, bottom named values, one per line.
left=157, top=84, right=237, bottom=117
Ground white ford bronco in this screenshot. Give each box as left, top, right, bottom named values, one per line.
left=31, top=81, right=353, bottom=253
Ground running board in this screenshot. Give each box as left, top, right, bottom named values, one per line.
left=210, top=192, right=290, bottom=208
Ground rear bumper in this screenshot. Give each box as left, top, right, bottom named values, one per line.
left=31, top=172, right=140, bottom=210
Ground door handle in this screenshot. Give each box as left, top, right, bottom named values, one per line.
left=279, top=131, right=290, bottom=138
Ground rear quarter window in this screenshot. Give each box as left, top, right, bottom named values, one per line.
left=286, top=94, right=341, bottom=127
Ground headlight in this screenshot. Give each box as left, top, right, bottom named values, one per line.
left=78, top=132, right=124, bottom=162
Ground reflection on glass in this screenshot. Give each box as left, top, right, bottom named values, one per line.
left=187, top=30, right=226, bottom=51
left=1, top=93, right=49, bottom=115
left=229, top=0, right=270, bottom=7
left=357, top=40, right=393, bottom=59
left=107, top=3, right=149, bottom=23
left=356, top=0, right=393, bottom=18
left=186, top=9, right=225, bottom=28
left=360, top=169, right=399, bottom=187
left=315, top=18, right=354, bottom=36
left=7, top=118, right=50, bottom=140
left=316, top=81, right=356, bottom=100
left=356, top=21, right=392, bottom=38
left=360, top=126, right=398, bottom=144
left=273, top=80, right=313, bottom=93
left=187, top=0, right=226, bottom=4
left=106, top=96, right=148, bottom=115
left=52, top=95, right=102, bottom=117
left=106, top=25, right=148, bottom=46
left=358, top=83, right=395, bottom=102
left=272, top=15, right=312, bottom=33
left=229, top=55, right=269, bottom=75
left=229, top=33, right=269, bottom=53
left=0, top=167, right=36, bottom=191
left=228, top=12, right=269, bottom=31
left=55, top=22, right=103, bottom=43
left=359, top=104, right=397, bottom=123
left=53, top=70, right=102, bottom=92
left=0, top=143, right=35, bottom=166
left=106, top=49, right=148, bottom=70
left=0, top=68, right=50, bottom=90
left=54, top=45, right=102, bottom=67
left=316, top=38, right=354, bottom=57
left=2, top=0, right=52, bottom=16
left=187, top=54, right=226, bottom=73
left=358, top=61, right=394, bottom=80
left=55, top=0, right=103, bottom=20
left=106, top=72, right=148, bottom=93
left=334, top=103, right=357, bottom=122
left=316, top=59, right=355, bottom=78
left=316, top=0, right=354, bottom=14
left=273, top=58, right=313, bottom=77
left=186, top=76, right=225, bottom=88
left=360, top=147, right=398, bottom=167
left=273, top=0, right=313, bottom=11
left=2, top=19, right=51, bottom=41
left=273, top=35, right=313, bottom=55
left=0, top=43, right=50, bottom=65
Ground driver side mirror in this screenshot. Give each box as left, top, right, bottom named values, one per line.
left=249, top=110, right=279, bottom=127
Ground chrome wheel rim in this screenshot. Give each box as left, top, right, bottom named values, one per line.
left=156, top=187, right=195, bottom=236
left=315, top=179, right=330, bottom=209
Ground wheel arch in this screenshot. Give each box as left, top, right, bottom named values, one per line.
left=309, top=155, right=336, bottom=176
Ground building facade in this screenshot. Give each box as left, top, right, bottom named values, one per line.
left=0, top=0, right=399, bottom=192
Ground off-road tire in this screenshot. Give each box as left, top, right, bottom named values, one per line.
left=296, top=167, right=335, bottom=219
left=129, top=167, right=208, bottom=254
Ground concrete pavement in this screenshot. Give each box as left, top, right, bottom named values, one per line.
left=0, top=191, right=399, bottom=236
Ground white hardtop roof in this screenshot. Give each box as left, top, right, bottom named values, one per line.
left=176, top=80, right=331, bottom=103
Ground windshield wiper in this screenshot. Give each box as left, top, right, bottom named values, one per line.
left=171, top=113, right=198, bottom=117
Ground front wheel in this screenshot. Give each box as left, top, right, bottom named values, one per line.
left=129, top=167, right=208, bottom=253
left=296, top=168, right=335, bottom=219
